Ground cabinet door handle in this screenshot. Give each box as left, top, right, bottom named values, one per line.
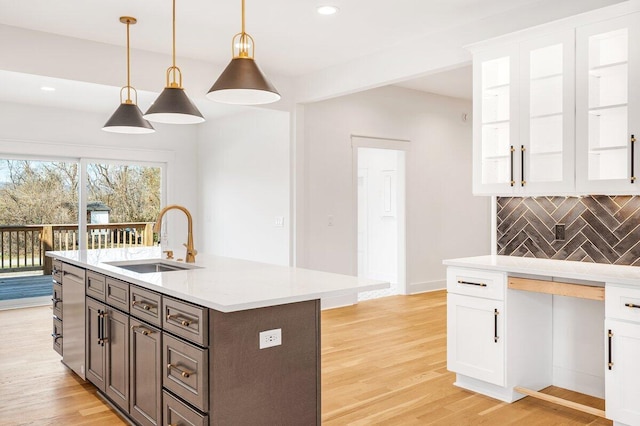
left=51, top=297, right=62, bottom=305
left=97, top=309, right=103, bottom=344
left=51, top=333, right=62, bottom=341
left=625, top=303, right=640, bottom=309
left=510, top=145, right=515, bottom=187
left=520, top=145, right=526, bottom=187
left=457, top=280, right=487, bottom=287
left=494, top=309, right=499, bottom=343
left=608, top=329, right=613, bottom=370
left=132, top=300, right=157, bottom=312
left=631, top=134, right=636, bottom=184
left=166, top=313, right=194, bottom=327
left=131, top=325, right=154, bottom=336
left=167, top=363, right=195, bottom=378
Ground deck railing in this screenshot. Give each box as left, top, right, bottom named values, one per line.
left=1, top=222, right=155, bottom=274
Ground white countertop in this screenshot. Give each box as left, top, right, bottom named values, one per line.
left=46, top=247, right=388, bottom=312
left=443, top=255, right=640, bottom=287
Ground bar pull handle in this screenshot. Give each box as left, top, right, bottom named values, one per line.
left=510, top=145, right=515, bottom=187
left=520, top=145, right=526, bottom=186
left=132, top=300, right=156, bottom=312
left=608, top=329, right=613, bottom=370
left=494, top=309, right=499, bottom=343
left=625, top=303, right=640, bottom=309
left=631, top=134, right=636, bottom=184
left=131, top=325, right=154, bottom=336
left=167, top=363, right=195, bottom=378
left=167, top=313, right=193, bottom=327
left=51, top=333, right=62, bottom=341
left=51, top=297, right=62, bottom=305
left=457, top=280, right=487, bottom=287
left=97, top=309, right=103, bottom=345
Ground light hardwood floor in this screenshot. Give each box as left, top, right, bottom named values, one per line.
left=0, top=291, right=612, bottom=425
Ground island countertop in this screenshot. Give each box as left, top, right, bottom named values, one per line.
left=443, top=254, right=640, bottom=286
left=46, top=247, right=388, bottom=312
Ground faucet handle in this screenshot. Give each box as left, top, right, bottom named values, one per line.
left=182, top=243, right=197, bottom=256
left=163, top=250, right=174, bottom=260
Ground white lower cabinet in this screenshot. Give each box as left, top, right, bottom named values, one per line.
left=447, top=293, right=505, bottom=386
left=605, top=319, right=640, bottom=425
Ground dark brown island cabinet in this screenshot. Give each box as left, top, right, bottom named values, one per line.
left=51, top=260, right=321, bottom=426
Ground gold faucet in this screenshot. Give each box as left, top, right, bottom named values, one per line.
left=153, top=205, right=197, bottom=263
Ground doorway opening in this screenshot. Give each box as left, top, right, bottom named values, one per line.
left=356, top=146, right=406, bottom=300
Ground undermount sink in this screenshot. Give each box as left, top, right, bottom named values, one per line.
left=105, top=259, right=202, bottom=273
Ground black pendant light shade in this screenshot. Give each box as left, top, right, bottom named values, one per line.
left=145, top=0, right=205, bottom=125
left=102, top=16, right=155, bottom=134
left=144, top=87, right=205, bottom=124
left=103, top=103, right=155, bottom=134
left=207, top=0, right=280, bottom=105
left=206, top=57, right=280, bottom=105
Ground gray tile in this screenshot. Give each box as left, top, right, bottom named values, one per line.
left=581, top=196, right=620, bottom=229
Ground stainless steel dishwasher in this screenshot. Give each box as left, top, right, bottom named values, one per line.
left=62, top=262, right=86, bottom=379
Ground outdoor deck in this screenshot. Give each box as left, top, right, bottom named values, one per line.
left=0, top=274, right=52, bottom=301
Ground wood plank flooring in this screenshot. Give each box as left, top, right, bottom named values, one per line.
left=0, top=291, right=612, bottom=425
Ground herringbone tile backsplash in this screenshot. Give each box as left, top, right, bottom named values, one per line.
left=497, top=196, right=640, bottom=265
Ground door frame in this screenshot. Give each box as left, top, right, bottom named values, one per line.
left=351, top=135, right=409, bottom=295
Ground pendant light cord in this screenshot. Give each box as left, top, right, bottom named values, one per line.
left=241, top=0, right=245, bottom=35
left=126, top=19, right=131, bottom=103
left=172, top=0, right=177, bottom=70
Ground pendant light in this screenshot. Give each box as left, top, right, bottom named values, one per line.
left=144, top=0, right=204, bottom=124
left=206, top=0, right=280, bottom=105
left=103, top=17, right=155, bottom=134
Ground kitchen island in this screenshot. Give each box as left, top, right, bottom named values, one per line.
left=444, top=255, right=640, bottom=426
left=47, top=247, right=387, bottom=426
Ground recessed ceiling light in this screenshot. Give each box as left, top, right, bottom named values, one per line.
left=317, top=5, right=339, bottom=15
left=40, top=86, right=56, bottom=92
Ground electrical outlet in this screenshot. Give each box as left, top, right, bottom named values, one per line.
left=259, top=328, right=282, bottom=349
left=275, top=216, right=284, bottom=227
left=555, top=224, right=566, bottom=241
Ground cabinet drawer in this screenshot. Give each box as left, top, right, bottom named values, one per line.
left=163, top=390, right=208, bottom=426
left=52, top=259, right=63, bottom=283
left=105, top=278, right=129, bottom=313
left=52, top=317, right=63, bottom=356
left=130, top=285, right=162, bottom=327
left=86, top=271, right=106, bottom=301
left=447, top=267, right=506, bottom=300
left=163, top=297, right=208, bottom=346
left=163, top=333, right=209, bottom=412
left=52, top=282, right=63, bottom=319
left=606, top=284, right=640, bottom=323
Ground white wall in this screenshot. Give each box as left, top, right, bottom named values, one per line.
left=299, top=86, right=491, bottom=294
left=197, top=109, right=290, bottom=266
left=0, top=101, right=199, bottom=252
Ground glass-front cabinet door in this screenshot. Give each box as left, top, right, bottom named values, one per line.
left=576, top=14, right=640, bottom=194
left=472, top=46, right=519, bottom=195
left=519, top=31, right=575, bottom=194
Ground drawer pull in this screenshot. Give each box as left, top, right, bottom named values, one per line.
left=458, top=280, right=487, bottom=287
left=167, top=363, right=195, bottom=378
left=51, top=333, right=62, bottom=341
left=131, top=325, right=154, bottom=336
left=51, top=297, right=62, bottom=305
left=132, top=300, right=156, bottom=312
left=167, top=313, right=194, bottom=327
left=608, top=329, right=613, bottom=370
left=624, top=303, right=640, bottom=309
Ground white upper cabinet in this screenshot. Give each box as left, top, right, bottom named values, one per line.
left=473, top=46, right=519, bottom=195
left=472, top=32, right=574, bottom=196
left=471, top=5, right=640, bottom=196
left=520, top=32, right=575, bottom=194
left=576, top=14, right=640, bottom=194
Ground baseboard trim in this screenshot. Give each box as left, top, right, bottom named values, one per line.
left=408, top=280, right=446, bottom=295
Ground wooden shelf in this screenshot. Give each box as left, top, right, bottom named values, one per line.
left=508, top=277, right=604, bottom=301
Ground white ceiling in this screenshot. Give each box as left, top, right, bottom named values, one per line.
left=0, top=0, right=547, bottom=78
left=0, top=0, right=626, bottom=113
